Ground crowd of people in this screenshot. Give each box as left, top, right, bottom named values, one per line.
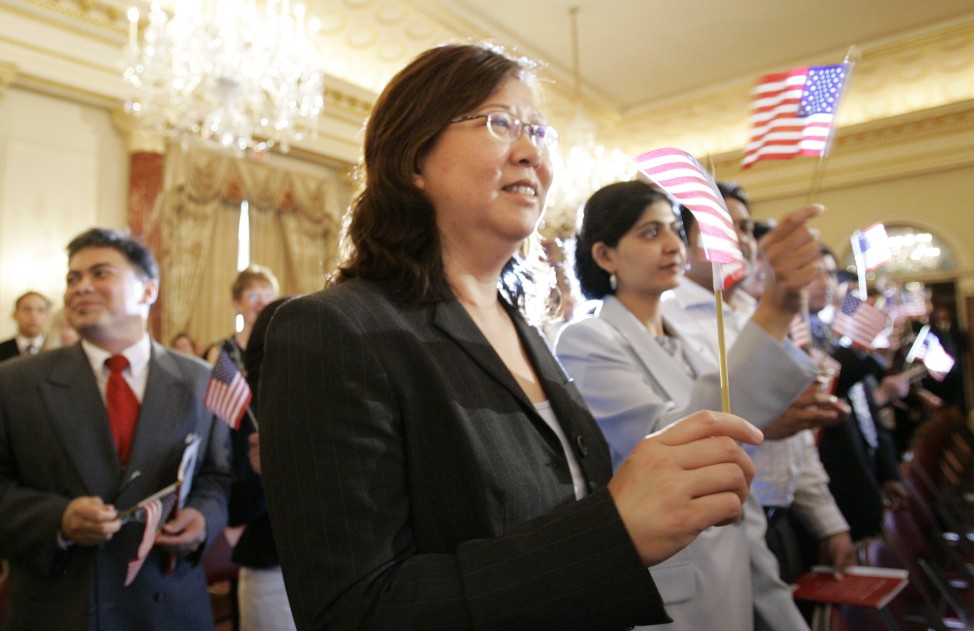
left=0, top=42, right=970, bottom=631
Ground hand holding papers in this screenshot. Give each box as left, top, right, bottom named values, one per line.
left=118, top=434, right=201, bottom=584
left=120, top=481, right=179, bottom=586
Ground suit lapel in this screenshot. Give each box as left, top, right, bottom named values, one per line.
left=600, top=297, right=695, bottom=401
left=123, top=343, right=195, bottom=505
left=431, top=298, right=538, bottom=414
left=41, top=345, right=120, bottom=499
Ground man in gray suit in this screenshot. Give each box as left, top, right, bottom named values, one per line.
left=0, top=228, right=232, bottom=630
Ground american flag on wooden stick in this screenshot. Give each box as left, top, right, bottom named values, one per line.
left=742, top=64, right=848, bottom=169
left=124, top=483, right=179, bottom=586
left=832, top=293, right=887, bottom=350
left=633, top=148, right=743, bottom=268
left=204, top=350, right=252, bottom=430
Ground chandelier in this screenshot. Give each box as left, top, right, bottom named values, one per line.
left=121, top=0, right=325, bottom=154
left=544, top=7, right=635, bottom=240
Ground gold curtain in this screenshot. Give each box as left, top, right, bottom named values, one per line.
left=159, top=148, right=346, bottom=349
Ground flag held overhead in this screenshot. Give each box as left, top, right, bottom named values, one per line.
left=742, top=64, right=849, bottom=169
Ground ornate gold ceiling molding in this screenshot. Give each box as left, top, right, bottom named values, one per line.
left=323, top=85, right=374, bottom=122
left=0, top=0, right=124, bottom=44
left=0, top=60, right=16, bottom=99
left=597, top=16, right=974, bottom=161
left=714, top=100, right=974, bottom=203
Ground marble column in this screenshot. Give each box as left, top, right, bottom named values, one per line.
left=114, top=111, right=167, bottom=341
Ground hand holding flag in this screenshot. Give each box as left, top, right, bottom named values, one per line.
left=205, top=350, right=253, bottom=430
left=122, top=482, right=179, bottom=586
left=633, top=148, right=743, bottom=412
left=906, top=325, right=956, bottom=381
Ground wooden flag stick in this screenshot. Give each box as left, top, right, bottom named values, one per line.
left=806, top=45, right=860, bottom=204
left=712, top=262, right=731, bottom=413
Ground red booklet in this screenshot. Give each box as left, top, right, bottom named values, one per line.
left=792, top=566, right=909, bottom=609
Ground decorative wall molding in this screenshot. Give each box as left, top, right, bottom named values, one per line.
left=0, top=0, right=125, bottom=44
left=717, top=100, right=974, bottom=202
left=0, top=59, right=15, bottom=98
left=2, top=0, right=972, bottom=178
left=594, top=17, right=974, bottom=161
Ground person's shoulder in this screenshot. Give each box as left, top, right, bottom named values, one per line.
left=154, top=343, right=211, bottom=380
left=0, top=344, right=75, bottom=381
left=282, top=279, right=404, bottom=321
left=554, top=311, right=616, bottom=353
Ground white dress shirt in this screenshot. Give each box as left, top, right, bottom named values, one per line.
left=81, top=334, right=152, bottom=404
left=16, top=335, right=45, bottom=355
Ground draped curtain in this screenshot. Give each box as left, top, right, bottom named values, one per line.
left=160, top=148, right=345, bottom=349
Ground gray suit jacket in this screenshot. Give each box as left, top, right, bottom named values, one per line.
left=555, top=296, right=815, bottom=631
left=259, top=279, right=667, bottom=630
left=0, top=341, right=232, bottom=631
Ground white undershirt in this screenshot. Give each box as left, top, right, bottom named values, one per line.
left=534, top=401, right=587, bottom=499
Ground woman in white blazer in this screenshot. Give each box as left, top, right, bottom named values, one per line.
left=555, top=180, right=822, bottom=631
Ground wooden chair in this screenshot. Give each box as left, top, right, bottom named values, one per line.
left=203, top=528, right=240, bottom=631
left=883, top=508, right=974, bottom=630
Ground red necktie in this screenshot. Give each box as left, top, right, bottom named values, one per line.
left=105, top=355, right=140, bottom=466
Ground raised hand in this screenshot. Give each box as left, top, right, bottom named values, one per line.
left=753, top=204, right=824, bottom=339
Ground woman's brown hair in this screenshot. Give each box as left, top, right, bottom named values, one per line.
left=338, top=43, right=540, bottom=305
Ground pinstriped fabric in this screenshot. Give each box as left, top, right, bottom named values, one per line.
left=259, top=279, right=667, bottom=630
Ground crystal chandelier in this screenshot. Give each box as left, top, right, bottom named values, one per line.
left=544, top=7, right=635, bottom=240
left=121, top=0, right=325, bottom=154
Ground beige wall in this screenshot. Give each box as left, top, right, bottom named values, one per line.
left=0, top=86, right=127, bottom=339
left=753, top=165, right=974, bottom=277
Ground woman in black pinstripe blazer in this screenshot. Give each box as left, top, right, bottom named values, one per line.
left=259, top=42, right=763, bottom=631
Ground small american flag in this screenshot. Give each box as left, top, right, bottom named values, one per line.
left=911, top=330, right=956, bottom=380
left=204, top=350, right=252, bottom=430
left=742, top=64, right=848, bottom=169
left=852, top=223, right=891, bottom=272
left=832, top=293, right=887, bottom=350
left=124, top=484, right=178, bottom=586
left=633, top=148, right=743, bottom=267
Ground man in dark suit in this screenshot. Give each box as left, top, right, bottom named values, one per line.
left=808, top=249, right=909, bottom=541
left=0, top=228, right=232, bottom=630
left=0, top=290, right=51, bottom=361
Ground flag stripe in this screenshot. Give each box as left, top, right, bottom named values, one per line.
left=125, top=488, right=178, bottom=586
left=633, top=148, right=743, bottom=268
left=204, top=350, right=253, bottom=430
left=832, top=293, right=887, bottom=350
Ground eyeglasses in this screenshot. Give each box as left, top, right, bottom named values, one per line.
left=449, top=111, right=559, bottom=149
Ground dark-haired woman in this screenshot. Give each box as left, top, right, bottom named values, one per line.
left=555, top=180, right=823, bottom=631
left=258, top=43, right=763, bottom=630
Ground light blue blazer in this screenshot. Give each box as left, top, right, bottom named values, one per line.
left=555, top=296, right=816, bottom=631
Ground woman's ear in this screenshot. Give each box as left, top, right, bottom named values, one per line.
left=591, top=242, right=615, bottom=274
